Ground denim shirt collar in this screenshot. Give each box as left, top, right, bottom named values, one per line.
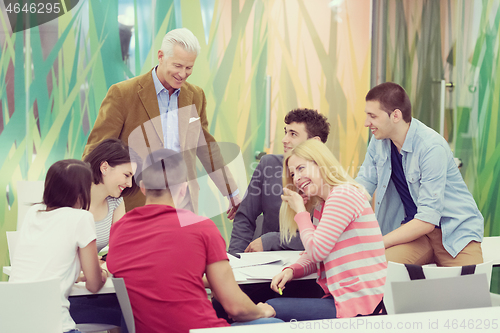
left=401, top=118, right=419, bottom=154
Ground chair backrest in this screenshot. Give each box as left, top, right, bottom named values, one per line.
left=383, top=261, right=493, bottom=314
left=482, top=236, right=500, bottom=264
left=112, top=277, right=136, bottom=333
left=0, top=278, right=62, bottom=333
left=16, top=180, right=44, bottom=230
left=6, top=231, right=19, bottom=263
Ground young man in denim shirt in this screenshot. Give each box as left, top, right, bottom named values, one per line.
left=356, top=82, right=483, bottom=266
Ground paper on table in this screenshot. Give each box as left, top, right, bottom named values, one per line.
left=228, top=252, right=282, bottom=269
left=228, top=251, right=318, bottom=282
left=227, top=253, right=241, bottom=267
left=235, top=262, right=286, bottom=280
left=232, top=270, right=248, bottom=282
left=227, top=253, right=244, bottom=268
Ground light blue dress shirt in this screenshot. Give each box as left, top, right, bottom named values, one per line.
left=151, top=67, right=238, bottom=199
left=356, top=118, right=483, bottom=258
left=152, top=67, right=181, bottom=152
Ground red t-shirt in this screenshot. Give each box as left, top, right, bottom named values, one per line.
left=107, top=205, right=230, bottom=333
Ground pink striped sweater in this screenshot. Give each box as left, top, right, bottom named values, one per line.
left=289, top=184, right=387, bottom=318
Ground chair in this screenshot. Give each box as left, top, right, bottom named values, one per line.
left=491, top=293, right=500, bottom=307
left=383, top=261, right=494, bottom=314
left=6, top=231, right=19, bottom=263
left=16, top=180, right=44, bottom=230
left=0, top=278, right=62, bottom=333
left=481, top=236, right=500, bottom=264
left=0, top=278, right=119, bottom=333
left=112, top=277, right=136, bottom=333
left=6, top=181, right=44, bottom=263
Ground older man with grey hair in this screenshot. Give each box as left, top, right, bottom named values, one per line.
left=84, top=28, right=240, bottom=215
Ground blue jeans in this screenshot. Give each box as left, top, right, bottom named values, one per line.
left=212, top=279, right=324, bottom=321
left=232, top=318, right=284, bottom=325
left=266, top=296, right=336, bottom=322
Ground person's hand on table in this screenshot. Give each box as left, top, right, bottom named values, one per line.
left=256, top=302, right=276, bottom=318
left=76, top=271, right=86, bottom=283
left=244, top=237, right=264, bottom=252
left=100, top=268, right=109, bottom=282
left=100, top=260, right=108, bottom=271
left=228, top=303, right=276, bottom=321
left=99, top=256, right=110, bottom=282
left=270, top=268, right=294, bottom=294
left=76, top=253, right=109, bottom=283
left=76, top=267, right=108, bottom=283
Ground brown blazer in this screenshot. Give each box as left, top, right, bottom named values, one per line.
left=83, top=69, right=237, bottom=212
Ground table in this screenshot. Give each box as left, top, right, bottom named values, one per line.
left=190, top=306, right=500, bottom=332
left=231, top=251, right=316, bottom=284
left=229, top=238, right=500, bottom=284
left=4, top=238, right=498, bottom=296
left=2, top=266, right=116, bottom=296
left=3, top=251, right=309, bottom=296
left=69, top=278, right=116, bottom=296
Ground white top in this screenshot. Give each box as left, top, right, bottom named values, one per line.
left=10, top=204, right=96, bottom=332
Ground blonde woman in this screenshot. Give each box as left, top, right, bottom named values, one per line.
left=268, top=140, right=387, bottom=320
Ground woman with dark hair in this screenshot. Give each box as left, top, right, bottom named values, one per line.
left=10, top=160, right=106, bottom=333
left=83, top=138, right=140, bottom=253
left=68, top=138, right=139, bottom=329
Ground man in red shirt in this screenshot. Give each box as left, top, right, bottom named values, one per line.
left=107, top=148, right=278, bottom=333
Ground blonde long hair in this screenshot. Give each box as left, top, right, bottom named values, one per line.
left=279, top=140, right=370, bottom=243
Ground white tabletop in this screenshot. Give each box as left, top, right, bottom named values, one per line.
left=190, top=306, right=500, bottom=332
left=3, top=266, right=116, bottom=296
left=4, top=238, right=498, bottom=297
left=3, top=251, right=309, bottom=297
left=231, top=251, right=316, bottom=284
left=69, top=278, right=116, bottom=296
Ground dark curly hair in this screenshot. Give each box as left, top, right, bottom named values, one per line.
left=284, top=108, right=330, bottom=143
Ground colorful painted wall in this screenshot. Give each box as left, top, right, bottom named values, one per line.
left=382, top=0, right=500, bottom=237
left=381, top=0, right=500, bottom=291
left=0, top=0, right=372, bottom=279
